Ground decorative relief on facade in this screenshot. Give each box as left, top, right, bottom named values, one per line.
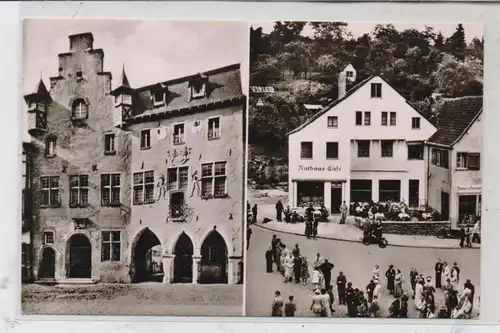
left=156, top=174, right=167, bottom=201
left=190, top=170, right=202, bottom=197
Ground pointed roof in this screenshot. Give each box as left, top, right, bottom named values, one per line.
left=24, top=78, right=50, bottom=101
left=119, top=65, right=131, bottom=88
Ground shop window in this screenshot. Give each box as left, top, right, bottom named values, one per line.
left=297, top=181, right=324, bottom=207
left=350, top=180, right=372, bottom=203
left=458, top=195, right=477, bottom=223
left=379, top=180, right=401, bottom=202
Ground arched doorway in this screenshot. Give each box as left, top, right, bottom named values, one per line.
left=39, top=247, right=55, bottom=279
left=131, top=228, right=164, bottom=283
left=173, top=232, right=193, bottom=283
left=67, top=234, right=92, bottom=278
left=200, top=230, right=228, bottom=284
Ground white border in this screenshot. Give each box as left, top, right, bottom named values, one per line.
left=1, top=1, right=500, bottom=332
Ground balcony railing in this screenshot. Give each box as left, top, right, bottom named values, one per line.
left=169, top=204, right=188, bottom=222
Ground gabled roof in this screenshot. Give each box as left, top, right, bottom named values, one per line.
left=427, top=96, right=483, bottom=147
left=287, top=75, right=374, bottom=135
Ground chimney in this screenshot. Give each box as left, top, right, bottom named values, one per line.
left=338, top=71, right=347, bottom=100
left=69, top=32, right=94, bottom=52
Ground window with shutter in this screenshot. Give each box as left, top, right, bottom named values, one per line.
left=467, top=153, right=480, bottom=170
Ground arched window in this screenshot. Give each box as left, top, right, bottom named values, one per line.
left=72, top=99, right=88, bottom=120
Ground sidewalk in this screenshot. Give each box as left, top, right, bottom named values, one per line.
left=252, top=205, right=480, bottom=249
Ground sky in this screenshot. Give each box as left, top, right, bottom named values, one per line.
left=23, top=19, right=249, bottom=95
left=252, top=21, right=483, bottom=43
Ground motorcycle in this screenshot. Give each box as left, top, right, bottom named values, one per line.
left=362, top=234, right=388, bottom=248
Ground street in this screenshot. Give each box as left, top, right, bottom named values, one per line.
left=22, top=283, right=243, bottom=316
left=245, top=226, right=480, bottom=318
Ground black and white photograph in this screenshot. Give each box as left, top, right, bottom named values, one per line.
left=246, top=21, right=483, bottom=319
left=21, top=19, right=247, bottom=316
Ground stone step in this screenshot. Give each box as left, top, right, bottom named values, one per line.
left=57, top=278, right=96, bottom=285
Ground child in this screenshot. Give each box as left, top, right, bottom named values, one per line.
left=312, top=267, right=321, bottom=290
left=285, top=295, right=297, bottom=317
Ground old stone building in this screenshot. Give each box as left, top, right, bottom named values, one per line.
left=25, top=32, right=245, bottom=284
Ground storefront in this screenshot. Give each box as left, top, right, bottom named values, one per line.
left=456, top=184, right=481, bottom=224
left=291, top=179, right=349, bottom=213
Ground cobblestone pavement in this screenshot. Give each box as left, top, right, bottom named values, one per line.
left=22, top=283, right=243, bottom=316
left=245, top=226, right=480, bottom=318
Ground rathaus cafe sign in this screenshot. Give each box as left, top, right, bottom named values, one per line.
left=298, top=165, right=342, bottom=172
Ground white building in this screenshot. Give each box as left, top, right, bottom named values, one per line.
left=287, top=65, right=437, bottom=213
left=427, top=96, right=483, bottom=227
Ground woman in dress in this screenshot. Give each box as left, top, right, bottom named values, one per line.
left=442, top=262, right=450, bottom=284
left=311, top=267, right=321, bottom=290
left=271, top=290, right=284, bottom=317
left=284, top=253, right=294, bottom=283
left=394, top=269, right=404, bottom=298
left=310, top=289, right=324, bottom=317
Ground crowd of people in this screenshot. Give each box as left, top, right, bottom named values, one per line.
left=267, top=235, right=477, bottom=318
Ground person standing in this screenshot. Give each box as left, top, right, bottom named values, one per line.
left=340, top=200, right=348, bottom=224
left=366, top=279, right=375, bottom=304
left=464, top=279, right=475, bottom=307
left=310, top=289, right=324, bottom=317
left=372, top=264, right=381, bottom=281
left=246, top=225, right=252, bottom=250
left=459, top=225, right=466, bottom=247
left=313, top=253, right=322, bottom=270
left=293, top=255, right=302, bottom=283
left=312, top=218, right=319, bottom=239
left=265, top=246, right=273, bottom=273
left=465, top=227, right=472, bottom=247
left=385, top=265, right=396, bottom=295
left=337, top=271, right=347, bottom=305
left=252, top=204, right=258, bottom=224
left=284, top=295, right=297, bottom=317
left=394, top=270, right=404, bottom=298
left=414, top=278, right=424, bottom=308
left=345, top=282, right=357, bottom=317
left=327, top=285, right=335, bottom=313
left=372, top=279, right=381, bottom=301
left=320, top=259, right=334, bottom=290
left=311, top=267, right=321, bottom=290
left=435, top=258, right=444, bottom=289
left=451, top=262, right=460, bottom=288
left=275, top=200, right=284, bottom=222
left=271, top=235, right=279, bottom=270
left=389, top=297, right=401, bottom=318
left=410, top=268, right=419, bottom=298
left=300, top=257, right=310, bottom=286
left=473, top=220, right=481, bottom=243
left=271, top=291, right=284, bottom=317
left=292, top=244, right=300, bottom=258
left=400, top=294, right=409, bottom=318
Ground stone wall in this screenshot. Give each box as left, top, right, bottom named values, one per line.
left=354, top=217, right=451, bottom=236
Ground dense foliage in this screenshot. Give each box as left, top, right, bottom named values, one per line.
left=248, top=22, right=483, bottom=185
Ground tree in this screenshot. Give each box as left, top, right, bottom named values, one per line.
left=432, top=54, right=483, bottom=97
left=446, top=23, right=467, bottom=60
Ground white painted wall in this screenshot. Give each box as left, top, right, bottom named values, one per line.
left=450, top=113, right=483, bottom=226
left=288, top=76, right=437, bottom=209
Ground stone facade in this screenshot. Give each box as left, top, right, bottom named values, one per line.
left=25, top=32, right=245, bottom=284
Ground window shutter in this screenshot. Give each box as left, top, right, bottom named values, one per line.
left=467, top=153, right=480, bottom=170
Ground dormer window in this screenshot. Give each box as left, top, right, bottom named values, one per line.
left=346, top=71, right=354, bottom=78
left=72, top=99, right=88, bottom=121
left=190, top=78, right=207, bottom=100
left=152, top=91, right=165, bottom=106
